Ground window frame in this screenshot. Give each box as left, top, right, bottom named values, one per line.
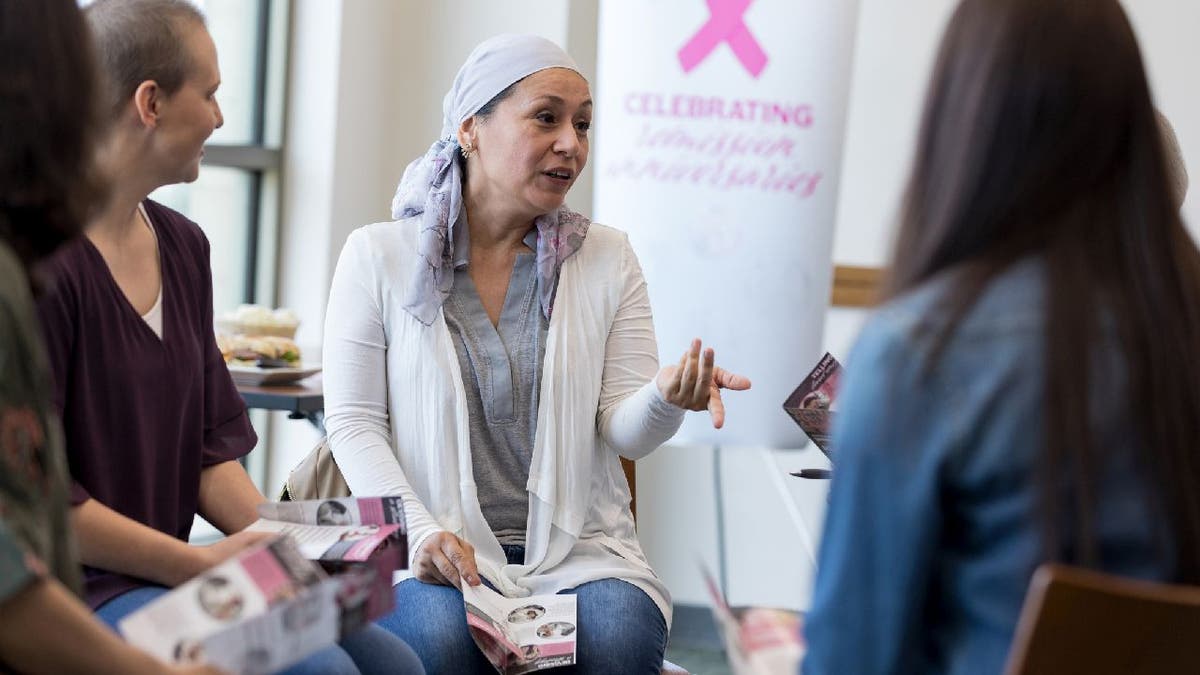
left=201, top=0, right=286, bottom=305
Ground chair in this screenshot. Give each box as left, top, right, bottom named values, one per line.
left=624, top=458, right=690, bottom=675
left=1003, top=564, right=1200, bottom=675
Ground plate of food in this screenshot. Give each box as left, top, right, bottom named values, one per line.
left=225, top=363, right=321, bottom=387
left=218, top=334, right=320, bottom=386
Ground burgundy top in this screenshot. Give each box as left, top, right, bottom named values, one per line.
left=36, top=200, right=256, bottom=609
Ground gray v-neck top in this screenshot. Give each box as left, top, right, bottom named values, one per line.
left=444, top=230, right=547, bottom=546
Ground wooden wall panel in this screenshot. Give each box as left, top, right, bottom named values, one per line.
left=831, top=265, right=884, bottom=308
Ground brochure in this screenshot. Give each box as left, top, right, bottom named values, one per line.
left=782, top=352, right=842, bottom=457
left=120, top=497, right=408, bottom=674
left=251, top=496, right=407, bottom=563
left=249, top=496, right=408, bottom=627
left=702, top=568, right=804, bottom=675
left=462, top=582, right=578, bottom=674
left=120, top=537, right=343, bottom=674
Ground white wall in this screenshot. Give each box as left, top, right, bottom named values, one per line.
left=819, top=0, right=960, bottom=363
left=831, top=0, right=1198, bottom=273
left=270, top=0, right=1200, bottom=611
left=825, top=0, right=1200, bottom=357
left=1119, top=2, right=1199, bottom=229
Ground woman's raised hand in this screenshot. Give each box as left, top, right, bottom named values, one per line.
left=414, top=531, right=481, bottom=589
left=655, top=339, right=752, bottom=428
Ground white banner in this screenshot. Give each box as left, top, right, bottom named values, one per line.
left=593, top=0, right=861, bottom=447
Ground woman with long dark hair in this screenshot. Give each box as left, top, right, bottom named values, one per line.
left=803, top=1, right=1199, bottom=673
left=0, top=1, right=219, bottom=672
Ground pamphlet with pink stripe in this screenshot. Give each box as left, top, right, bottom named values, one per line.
left=462, top=582, right=578, bottom=674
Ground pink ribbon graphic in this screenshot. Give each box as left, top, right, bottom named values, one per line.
left=678, top=0, right=768, bottom=78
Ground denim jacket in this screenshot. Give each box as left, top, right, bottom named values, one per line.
left=802, top=258, right=1174, bottom=675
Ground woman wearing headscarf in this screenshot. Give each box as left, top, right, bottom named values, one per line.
left=323, top=34, right=750, bottom=674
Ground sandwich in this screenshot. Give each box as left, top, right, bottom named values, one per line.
left=219, top=335, right=302, bottom=368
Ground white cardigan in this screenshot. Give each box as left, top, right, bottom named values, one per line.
left=323, top=217, right=684, bottom=625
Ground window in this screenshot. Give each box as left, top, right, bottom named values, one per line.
left=151, top=0, right=289, bottom=314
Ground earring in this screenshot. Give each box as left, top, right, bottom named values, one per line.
left=460, top=143, right=475, bottom=159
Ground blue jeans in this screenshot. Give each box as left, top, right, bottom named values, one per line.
left=97, top=585, right=424, bottom=675
left=379, top=551, right=667, bottom=675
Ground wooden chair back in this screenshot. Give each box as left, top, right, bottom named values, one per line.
left=1004, top=564, right=1200, bottom=675
left=622, top=457, right=636, bottom=520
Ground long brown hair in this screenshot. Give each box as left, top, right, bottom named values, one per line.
left=887, top=0, right=1200, bottom=582
left=0, top=0, right=104, bottom=284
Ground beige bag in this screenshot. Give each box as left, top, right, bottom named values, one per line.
left=280, top=437, right=351, bottom=501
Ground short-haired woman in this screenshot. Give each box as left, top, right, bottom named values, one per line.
left=36, top=1, right=422, bottom=672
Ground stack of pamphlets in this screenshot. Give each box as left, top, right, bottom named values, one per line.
left=251, top=496, right=407, bottom=627
left=120, top=497, right=407, bottom=674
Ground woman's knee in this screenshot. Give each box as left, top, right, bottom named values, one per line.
left=378, top=580, right=490, bottom=674
left=380, top=580, right=469, bottom=643
left=277, top=644, right=359, bottom=675
left=339, top=624, right=425, bottom=675
left=569, top=579, right=667, bottom=674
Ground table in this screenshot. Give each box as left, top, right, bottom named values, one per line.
left=236, top=375, right=325, bottom=429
